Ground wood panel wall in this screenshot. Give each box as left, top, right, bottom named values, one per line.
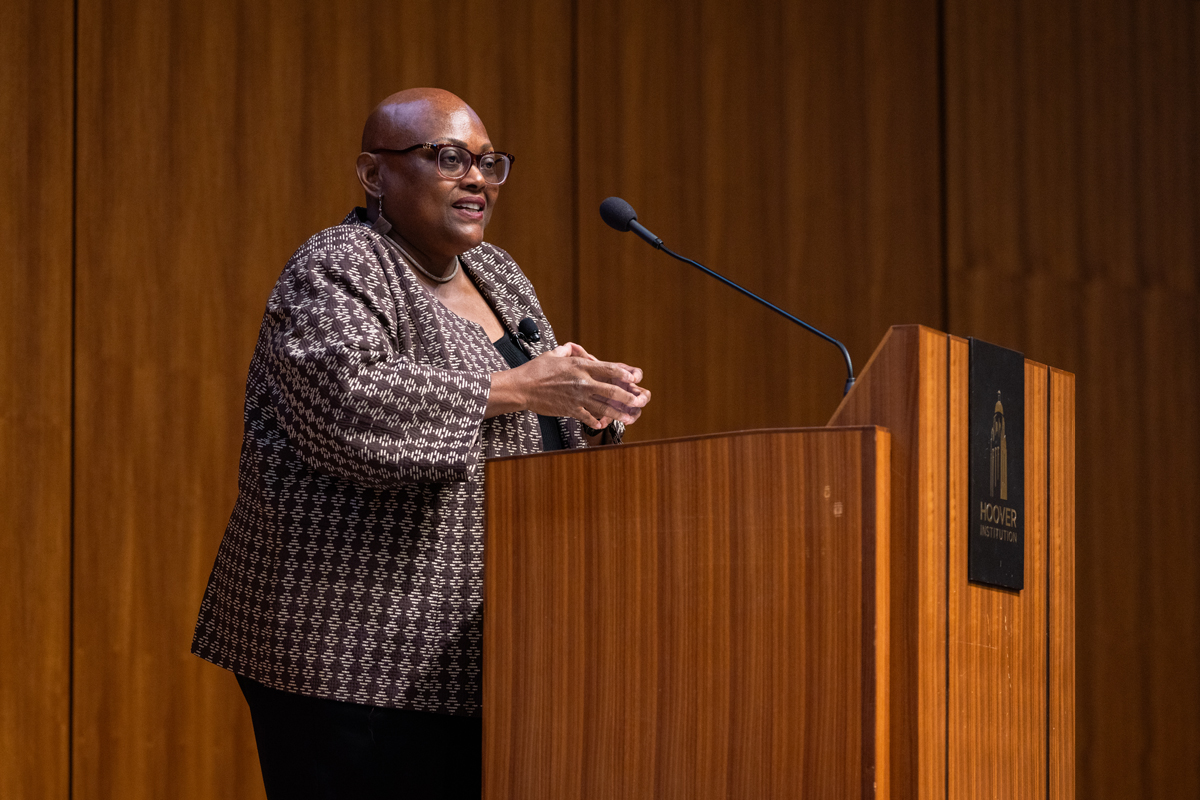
left=945, top=0, right=1200, bottom=796
left=0, top=0, right=74, bottom=798
left=575, top=0, right=943, bottom=440
left=69, top=1, right=573, bottom=798
left=2, top=0, right=1197, bottom=797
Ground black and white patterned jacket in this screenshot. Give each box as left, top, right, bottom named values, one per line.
left=192, top=209, right=614, bottom=715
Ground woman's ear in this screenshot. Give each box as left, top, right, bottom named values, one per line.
left=355, top=152, right=383, bottom=197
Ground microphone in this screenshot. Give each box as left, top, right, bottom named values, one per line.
left=517, top=317, right=541, bottom=343
left=599, top=197, right=663, bottom=249
left=599, top=197, right=856, bottom=395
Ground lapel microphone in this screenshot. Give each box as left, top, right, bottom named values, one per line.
left=517, top=317, right=541, bottom=344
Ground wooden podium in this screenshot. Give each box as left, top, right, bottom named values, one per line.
left=483, top=325, right=1075, bottom=799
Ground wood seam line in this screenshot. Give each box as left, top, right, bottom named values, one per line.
left=68, top=0, right=79, bottom=795
left=1045, top=366, right=1052, bottom=800
left=944, top=332, right=952, bottom=800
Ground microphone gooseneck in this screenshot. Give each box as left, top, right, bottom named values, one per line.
left=599, top=196, right=856, bottom=396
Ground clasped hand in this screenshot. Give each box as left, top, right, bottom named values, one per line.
left=486, top=342, right=650, bottom=430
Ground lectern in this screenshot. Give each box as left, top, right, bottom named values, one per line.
left=484, top=325, right=1075, bottom=799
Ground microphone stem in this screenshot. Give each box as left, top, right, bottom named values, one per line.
left=658, top=244, right=856, bottom=395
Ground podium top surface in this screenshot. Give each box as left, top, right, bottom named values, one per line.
left=485, top=423, right=887, bottom=464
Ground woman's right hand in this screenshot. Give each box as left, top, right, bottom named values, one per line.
left=486, top=342, right=650, bottom=429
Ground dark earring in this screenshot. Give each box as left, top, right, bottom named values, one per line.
left=371, top=193, right=392, bottom=235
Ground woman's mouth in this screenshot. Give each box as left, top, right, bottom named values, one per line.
left=452, top=197, right=486, bottom=220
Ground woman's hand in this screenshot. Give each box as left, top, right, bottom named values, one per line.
left=487, top=342, right=650, bottom=429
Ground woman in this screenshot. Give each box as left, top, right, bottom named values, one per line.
left=192, top=88, right=650, bottom=798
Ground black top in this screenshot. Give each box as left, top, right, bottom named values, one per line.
left=492, top=334, right=566, bottom=451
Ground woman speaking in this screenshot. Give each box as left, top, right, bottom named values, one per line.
left=191, top=88, right=650, bottom=799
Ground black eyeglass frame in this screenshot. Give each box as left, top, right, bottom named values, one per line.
left=370, top=142, right=516, bottom=185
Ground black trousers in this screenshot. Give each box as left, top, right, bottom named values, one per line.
left=236, top=675, right=482, bottom=799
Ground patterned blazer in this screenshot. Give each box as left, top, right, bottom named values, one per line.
left=192, top=209, right=615, bottom=715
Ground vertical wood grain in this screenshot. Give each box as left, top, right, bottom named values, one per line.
left=829, top=325, right=948, bottom=800
left=1076, top=0, right=1139, bottom=286
left=945, top=0, right=1200, bottom=796
left=575, top=0, right=943, bottom=442
left=1048, top=367, right=1076, bottom=799
left=916, top=327, right=949, bottom=800
left=1132, top=2, right=1198, bottom=292
left=1076, top=283, right=1147, bottom=800
left=0, top=0, right=74, bottom=797
left=947, top=357, right=1048, bottom=798
left=868, top=428, right=892, bottom=800
left=8, top=0, right=1190, bottom=795
left=1140, top=289, right=1200, bottom=798
left=71, top=1, right=573, bottom=798
left=484, top=429, right=887, bottom=799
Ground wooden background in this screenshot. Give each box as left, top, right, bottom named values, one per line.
left=2, top=0, right=1196, bottom=797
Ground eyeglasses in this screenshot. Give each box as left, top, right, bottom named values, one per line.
left=371, top=142, right=515, bottom=185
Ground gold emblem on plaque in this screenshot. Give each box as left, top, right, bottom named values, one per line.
left=989, top=391, right=1008, bottom=500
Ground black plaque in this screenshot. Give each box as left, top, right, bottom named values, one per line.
left=968, top=338, right=1025, bottom=590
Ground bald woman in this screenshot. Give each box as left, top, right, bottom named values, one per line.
left=192, top=89, right=650, bottom=798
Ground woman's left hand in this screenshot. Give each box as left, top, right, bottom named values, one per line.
left=541, top=342, right=648, bottom=429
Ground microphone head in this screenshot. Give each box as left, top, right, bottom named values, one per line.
left=517, top=316, right=541, bottom=343
left=599, top=197, right=638, bottom=232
